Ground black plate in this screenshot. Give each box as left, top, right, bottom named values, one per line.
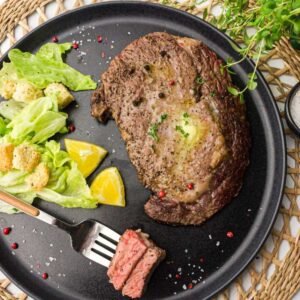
left=0, top=2, right=286, bottom=300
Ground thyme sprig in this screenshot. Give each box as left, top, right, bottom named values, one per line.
left=209, top=0, right=300, bottom=98
left=158, top=0, right=299, bottom=99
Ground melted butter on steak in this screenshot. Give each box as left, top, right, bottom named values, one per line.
left=91, top=32, right=250, bottom=225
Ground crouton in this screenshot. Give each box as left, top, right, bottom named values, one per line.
left=13, top=144, right=41, bottom=172
left=13, top=81, right=43, bottom=103
left=26, top=163, right=50, bottom=191
left=0, top=80, right=16, bottom=100
left=0, top=143, right=14, bottom=172
left=44, top=83, right=74, bottom=109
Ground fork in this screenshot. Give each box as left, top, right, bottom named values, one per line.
left=0, top=190, right=120, bottom=268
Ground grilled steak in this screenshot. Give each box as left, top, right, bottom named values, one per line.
left=92, top=32, right=250, bottom=225
left=107, top=230, right=149, bottom=290
left=107, top=229, right=166, bottom=298
left=122, top=246, right=165, bottom=298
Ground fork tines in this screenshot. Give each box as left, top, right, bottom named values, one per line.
left=83, top=224, right=120, bottom=268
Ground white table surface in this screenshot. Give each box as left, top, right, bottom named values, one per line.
left=0, top=0, right=299, bottom=299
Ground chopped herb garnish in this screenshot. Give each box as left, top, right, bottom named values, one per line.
left=148, top=123, right=159, bottom=141
left=195, top=76, right=204, bottom=85
left=183, top=112, right=190, bottom=125
left=160, top=114, right=168, bottom=122
left=210, top=91, right=216, bottom=97
left=148, top=114, right=168, bottom=141
left=175, top=125, right=189, bottom=138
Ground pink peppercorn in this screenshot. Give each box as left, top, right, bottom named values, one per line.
left=226, top=231, right=234, bottom=238
left=52, top=36, right=58, bottom=43
left=72, top=42, right=79, bottom=49
left=97, top=35, right=103, bottom=43
left=11, top=243, right=18, bottom=249
left=187, top=183, right=194, bottom=190
left=158, top=190, right=166, bottom=198
left=3, top=227, right=11, bottom=235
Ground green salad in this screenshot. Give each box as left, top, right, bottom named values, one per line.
left=0, top=43, right=98, bottom=213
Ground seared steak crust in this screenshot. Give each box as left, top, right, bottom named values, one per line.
left=91, top=32, right=250, bottom=225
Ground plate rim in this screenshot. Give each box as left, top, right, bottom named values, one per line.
left=0, top=1, right=286, bottom=300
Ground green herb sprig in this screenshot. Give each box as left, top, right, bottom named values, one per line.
left=175, top=125, right=189, bottom=138
left=148, top=123, right=159, bottom=141
left=159, top=0, right=299, bottom=99
left=183, top=112, right=190, bottom=125
left=210, top=0, right=300, bottom=98
left=195, top=76, right=205, bottom=85
left=148, top=114, right=168, bottom=141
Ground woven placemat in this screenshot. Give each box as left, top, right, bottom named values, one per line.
left=0, top=1, right=299, bottom=299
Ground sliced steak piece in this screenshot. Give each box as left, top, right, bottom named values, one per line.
left=92, top=32, right=250, bottom=225
left=108, top=229, right=165, bottom=298
left=122, top=246, right=166, bottom=298
left=107, top=230, right=149, bottom=290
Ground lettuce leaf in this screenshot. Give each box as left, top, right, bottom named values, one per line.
left=36, top=43, right=72, bottom=62
left=0, top=189, right=36, bottom=214
left=8, top=43, right=96, bottom=91
left=0, top=140, right=97, bottom=213
left=0, top=171, right=36, bottom=214
left=42, top=139, right=71, bottom=168
left=0, top=170, right=28, bottom=187
left=0, top=100, right=26, bottom=120
left=7, top=96, right=68, bottom=144
left=0, top=117, right=9, bottom=136
left=37, top=187, right=97, bottom=209
left=39, top=141, right=97, bottom=208
left=0, top=203, right=19, bottom=214
left=0, top=62, right=18, bottom=92
left=0, top=42, right=99, bottom=213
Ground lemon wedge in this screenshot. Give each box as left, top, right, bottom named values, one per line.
left=65, top=139, right=107, bottom=178
left=91, top=167, right=125, bottom=207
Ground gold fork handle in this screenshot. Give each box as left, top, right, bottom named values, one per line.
left=0, top=190, right=39, bottom=217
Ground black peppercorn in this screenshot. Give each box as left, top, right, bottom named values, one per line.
left=129, top=67, right=135, bottom=75
left=160, top=50, right=167, bottom=57
left=132, top=97, right=144, bottom=107
left=158, top=92, right=165, bottom=98
left=144, top=64, right=151, bottom=71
